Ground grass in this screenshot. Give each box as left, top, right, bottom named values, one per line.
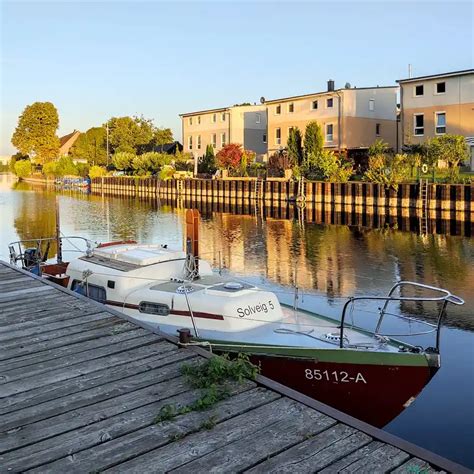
left=154, top=353, right=259, bottom=425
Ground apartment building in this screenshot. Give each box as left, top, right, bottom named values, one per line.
left=265, top=81, right=398, bottom=158
left=398, top=69, right=474, bottom=169
left=180, top=104, right=267, bottom=160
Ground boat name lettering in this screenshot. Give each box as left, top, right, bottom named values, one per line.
left=237, top=300, right=274, bottom=318
left=304, top=369, right=367, bottom=384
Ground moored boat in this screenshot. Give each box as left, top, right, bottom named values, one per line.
left=8, top=210, right=464, bottom=427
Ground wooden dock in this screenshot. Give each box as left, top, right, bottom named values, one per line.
left=0, top=261, right=469, bottom=473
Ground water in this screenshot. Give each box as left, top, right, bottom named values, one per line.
left=1, top=173, right=473, bottom=468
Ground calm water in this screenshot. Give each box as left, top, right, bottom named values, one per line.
left=1, top=173, right=473, bottom=468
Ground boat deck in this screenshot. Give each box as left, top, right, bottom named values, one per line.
left=0, top=261, right=468, bottom=473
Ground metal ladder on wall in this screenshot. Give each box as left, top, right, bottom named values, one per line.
left=176, top=179, right=184, bottom=196
left=296, top=177, right=306, bottom=207
left=254, top=178, right=263, bottom=201
left=419, top=178, right=429, bottom=235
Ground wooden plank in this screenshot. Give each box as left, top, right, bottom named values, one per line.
left=319, top=441, right=403, bottom=473
left=31, top=387, right=278, bottom=473
left=0, top=367, right=190, bottom=453
left=247, top=424, right=372, bottom=473
left=392, top=457, right=446, bottom=474
left=0, top=311, right=120, bottom=345
left=0, top=300, right=99, bottom=326
left=108, top=398, right=335, bottom=473
left=0, top=342, right=176, bottom=415
left=0, top=333, right=161, bottom=397
left=0, top=320, right=134, bottom=365
left=0, top=380, right=248, bottom=471
left=0, top=350, right=196, bottom=431
left=0, top=285, right=55, bottom=302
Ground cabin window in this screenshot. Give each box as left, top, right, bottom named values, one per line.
left=139, top=302, right=170, bottom=316
left=71, top=280, right=106, bottom=304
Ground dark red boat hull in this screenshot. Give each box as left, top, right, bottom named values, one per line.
left=249, top=354, right=437, bottom=427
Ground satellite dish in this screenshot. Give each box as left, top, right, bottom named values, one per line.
left=260, top=96, right=265, bottom=104
left=345, top=82, right=351, bottom=89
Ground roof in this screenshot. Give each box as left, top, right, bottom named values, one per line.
left=152, top=141, right=183, bottom=154
left=397, top=69, right=474, bottom=84
left=264, top=86, right=398, bottom=104
left=59, top=130, right=80, bottom=147
left=179, top=103, right=263, bottom=118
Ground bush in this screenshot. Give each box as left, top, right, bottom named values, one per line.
left=112, top=151, right=136, bottom=172
left=76, top=162, right=90, bottom=178
left=268, top=150, right=290, bottom=177
left=42, top=161, right=57, bottom=178
left=216, top=143, right=242, bottom=171
left=55, top=156, right=78, bottom=177
left=159, top=165, right=175, bottom=180
left=14, top=159, right=32, bottom=178
left=364, top=151, right=411, bottom=190
left=305, top=150, right=353, bottom=182
left=198, top=144, right=217, bottom=174
left=89, top=165, right=107, bottom=179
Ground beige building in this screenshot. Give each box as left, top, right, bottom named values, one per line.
left=180, top=104, right=268, bottom=160
left=398, top=69, right=474, bottom=169
left=265, top=81, right=398, bottom=158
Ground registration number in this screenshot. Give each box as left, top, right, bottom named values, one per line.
left=305, top=369, right=367, bottom=384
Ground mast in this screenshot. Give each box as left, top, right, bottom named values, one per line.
left=55, top=195, right=63, bottom=264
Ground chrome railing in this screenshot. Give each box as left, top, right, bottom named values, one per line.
left=339, top=281, right=464, bottom=351
left=8, top=236, right=95, bottom=268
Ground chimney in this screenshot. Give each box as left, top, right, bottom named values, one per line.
left=327, top=79, right=335, bottom=92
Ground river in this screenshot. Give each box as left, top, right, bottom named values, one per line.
left=1, top=173, right=473, bottom=468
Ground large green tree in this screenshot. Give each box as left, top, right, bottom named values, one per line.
left=11, top=102, right=60, bottom=165
left=70, top=127, right=107, bottom=165
left=304, top=121, right=324, bottom=165
left=107, top=116, right=154, bottom=154
left=287, top=127, right=303, bottom=166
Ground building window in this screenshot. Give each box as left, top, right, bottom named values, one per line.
left=221, top=133, right=226, bottom=147
left=369, top=99, right=375, bottom=111
left=376, top=123, right=381, bottom=136
left=415, top=85, right=424, bottom=97
left=221, top=113, right=226, bottom=122
left=414, top=114, right=424, bottom=136
left=435, top=112, right=446, bottom=134
left=276, top=105, right=281, bottom=115
left=263, top=133, right=267, bottom=143
left=212, top=134, right=217, bottom=148
left=312, top=100, right=318, bottom=110
left=256, top=113, right=261, bottom=124
left=276, top=128, right=281, bottom=145
left=197, top=116, right=201, bottom=125
left=435, top=82, right=446, bottom=94
left=197, top=135, right=201, bottom=150
left=326, top=98, right=333, bottom=108
left=326, top=124, right=333, bottom=142
left=189, top=117, right=193, bottom=125
left=212, top=113, right=217, bottom=123
left=188, top=136, right=193, bottom=150
left=288, top=103, right=294, bottom=113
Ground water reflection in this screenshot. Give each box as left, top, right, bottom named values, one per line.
left=1, top=175, right=473, bottom=468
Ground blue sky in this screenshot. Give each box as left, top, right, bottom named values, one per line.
left=1, top=1, right=473, bottom=155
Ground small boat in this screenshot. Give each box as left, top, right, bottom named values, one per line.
left=8, top=210, right=464, bottom=427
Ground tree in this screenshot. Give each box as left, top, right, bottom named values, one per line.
left=307, top=150, right=353, bottom=182
left=287, top=127, right=303, bottom=166
left=425, top=135, right=469, bottom=182
left=304, top=121, right=324, bottom=165
left=89, top=165, right=107, bottom=179
left=364, top=147, right=411, bottom=190
left=42, top=161, right=57, bottom=178
left=14, top=160, right=32, bottom=178
left=216, top=144, right=243, bottom=171
left=11, top=102, right=60, bottom=165
left=54, top=156, right=78, bottom=177
left=368, top=139, right=390, bottom=157
left=107, top=116, right=154, bottom=154
left=198, top=144, right=217, bottom=174
left=112, top=152, right=136, bottom=172
left=70, top=127, right=107, bottom=165
left=9, top=152, right=29, bottom=173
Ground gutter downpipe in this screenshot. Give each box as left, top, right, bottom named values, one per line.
left=335, top=91, right=343, bottom=153
left=399, top=84, right=403, bottom=153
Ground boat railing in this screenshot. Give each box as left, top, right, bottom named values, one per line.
left=339, top=281, right=464, bottom=351
left=8, top=236, right=95, bottom=268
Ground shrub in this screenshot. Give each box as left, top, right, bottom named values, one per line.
left=89, top=165, right=107, bottom=179
left=268, top=150, right=290, bottom=177
left=306, top=150, right=353, bottom=182
left=198, top=144, right=217, bottom=174
left=304, top=121, right=324, bottom=165
left=216, top=143, right=243, bottom=171
left=14, top=159, right=32, bottom=178
left=287, top=127, right=303, bottom=166
left=42, top=161, right=57, bottom=178
left=76, top=162, right=90, bottom=178
left=55, top=156, right=78, bottom=177
left=112, top=151, right=136, bottom=172
left=159, top=165, right=175, bottom=180
left=364, top=152, right=411, bottom=190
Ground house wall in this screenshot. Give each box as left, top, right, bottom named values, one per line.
left=266, top=87, right=398, bottom=154
left=400, top=73, right=474, bottom=145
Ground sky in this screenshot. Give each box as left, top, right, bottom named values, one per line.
left=0, top=0, right=473, bottom=155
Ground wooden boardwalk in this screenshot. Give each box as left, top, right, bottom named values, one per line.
left=0, top=261, right=468, bottom=473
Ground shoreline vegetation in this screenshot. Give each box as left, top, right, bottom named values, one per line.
left=6, top=101, right=473, bottom=188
